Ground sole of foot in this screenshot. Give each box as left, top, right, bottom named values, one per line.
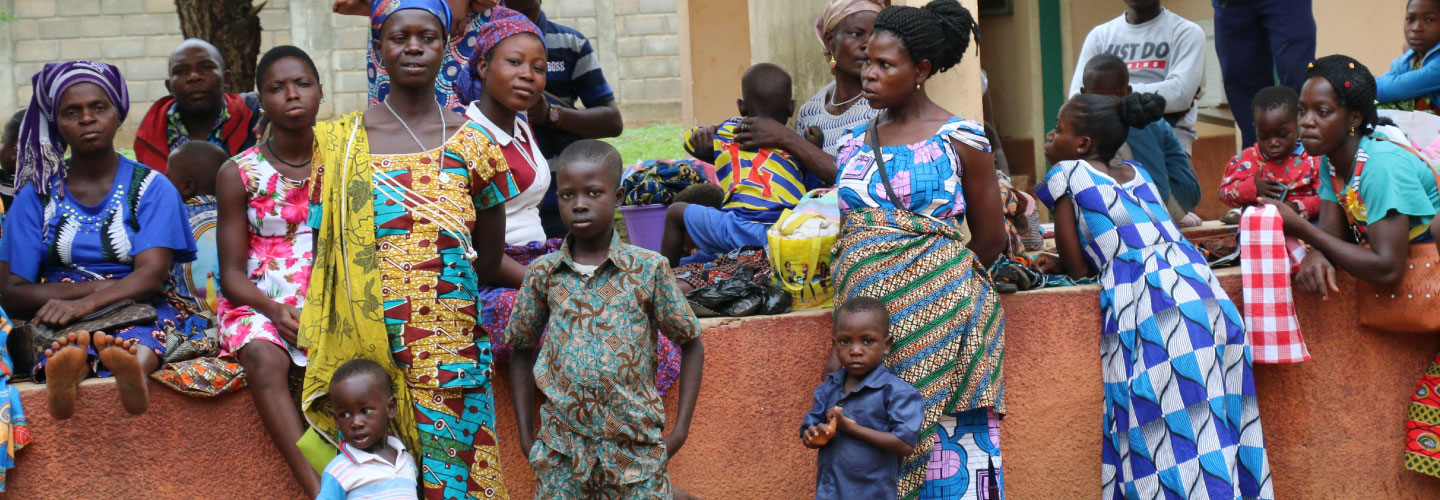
left=95, top=333, right=148, bottom=416
left=44, top=331, right=91, bottom=420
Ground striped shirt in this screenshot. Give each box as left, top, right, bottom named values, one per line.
left=686, top=117, right=818, bottom=223
left=536, top=11, right=615, bottom=157
left=794, top=82, right=879, bottom=156
left=315, top=436, right=419, bottom=500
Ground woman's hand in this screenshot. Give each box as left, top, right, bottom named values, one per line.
left=1260, top=197, right=1305, bottom=232
left=1293, top=251, right=1339, bottom=297
left=262, top=302, right=302, bottom=344
left=35, top=298, right=96, bottom=326
left=332, top=0, right=369, bottom=16
left=733, top=117, right=797, bottom=151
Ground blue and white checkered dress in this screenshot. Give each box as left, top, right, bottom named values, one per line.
left=1038, top=160, right=1274, bottom=500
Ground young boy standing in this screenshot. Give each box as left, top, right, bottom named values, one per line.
left=1218, top=86, right=1321, bottom=221
left=316, top=359, right=418, bottom=500
left=506, top=140, right=705, bottom=499
left=801, top=296, right=922, bottom=500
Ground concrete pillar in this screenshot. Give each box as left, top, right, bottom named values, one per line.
left=895, top=0, right=983, bottom=121
left=678, top=0, right=750, bottom=127
left=288, top=0, right=337, bottom=119
left=0, top=0, right=16, bottom=116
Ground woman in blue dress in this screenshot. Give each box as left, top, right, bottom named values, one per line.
left=0, top=61, right=206, bottom=420
left=1036, top=91, right=1274, bottom=499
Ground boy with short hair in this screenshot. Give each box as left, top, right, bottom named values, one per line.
left=506, top=139, right=705, bottom=499
left=165, top=140, right=228, bottom=314
left=1218, top=86, right=1322, bottom=221
left=802, top=296, right=922, bottom=500
left=1081, top=54, right=1202, bottom=225
left=315, top=359, right=418, bottom=500
left=1378, top=0, right=1440, bottom=113
left=664, top=63, right=823, bottom=268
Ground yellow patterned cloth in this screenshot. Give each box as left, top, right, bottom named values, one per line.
left=300, top=111, right=420, bottom=452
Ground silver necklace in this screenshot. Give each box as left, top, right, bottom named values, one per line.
left=383, top=98, right=446, bottom=154
left=828, top=85, right=863, bottom=108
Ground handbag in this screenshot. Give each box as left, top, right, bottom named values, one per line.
left=1335, top=138, right=1440, bottom=333
left=1358, top=243, right=1440, bottom=333
left=14, top=300, right=158, bottom=380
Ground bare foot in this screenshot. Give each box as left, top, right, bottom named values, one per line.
left=95, top=333, right=149, bottom=416
left=44, top=331, right=91, bottom=420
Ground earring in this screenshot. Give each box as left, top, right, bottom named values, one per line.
left=1350, top=126, right=1356, bottom=136
left=828, top=55, right=837, bottom=69
left=915, top=83, right=921, bottom=90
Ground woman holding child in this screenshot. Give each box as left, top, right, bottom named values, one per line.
left=300, top=1, right=517, bottom=498
left=830, top=1, right=1010, bottom=498
left=215, top=45, right=323, bottom=496
left=1268, top=55, right=1440, bottom=479
left=0, top=61, right=208, bottom=421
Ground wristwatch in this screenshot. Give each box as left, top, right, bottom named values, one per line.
left=547, top=105, right=562, bottom=127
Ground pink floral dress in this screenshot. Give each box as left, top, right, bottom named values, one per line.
left=217, top=148, right=313, bottom=365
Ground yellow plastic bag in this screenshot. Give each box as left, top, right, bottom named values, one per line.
left=767, top=190, right=840, bottom=309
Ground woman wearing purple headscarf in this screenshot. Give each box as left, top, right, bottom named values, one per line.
left=0, top=61, right=207, bottom=421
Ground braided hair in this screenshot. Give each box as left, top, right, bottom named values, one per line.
left=1066, top=92, right=1167, bottom=162
left=873, top=0, right=978, bottom=75
left=1304, top=54, right=1378, bottom=135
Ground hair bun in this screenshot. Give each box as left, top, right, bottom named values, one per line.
left=1117, top=92, right=1166, bottom=128
left=923, top=0, right=976, bottom=74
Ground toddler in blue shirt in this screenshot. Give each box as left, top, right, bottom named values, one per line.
left=801, top=296, right=922, bottom=500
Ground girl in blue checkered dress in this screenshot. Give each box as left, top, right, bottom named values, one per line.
left=1036, top=92, right=1274, bottom=499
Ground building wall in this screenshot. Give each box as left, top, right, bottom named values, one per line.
left=0, top=0, right=682, bottom=139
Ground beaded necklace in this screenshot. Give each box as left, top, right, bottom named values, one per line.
left=55, top=181, right=126, bottom=233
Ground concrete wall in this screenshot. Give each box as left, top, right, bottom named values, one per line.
left=10, top=269, right=1440, bottom=498
left=0, top=0, right=682, bottom=137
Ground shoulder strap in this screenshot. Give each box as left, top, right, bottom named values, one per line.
left=865, top=116, right=901, bottom=204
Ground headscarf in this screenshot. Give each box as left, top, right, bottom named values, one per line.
left=815, top=0, right=885, bottom=49
left=16, top=60, right=129, bottom=197
left=370, top=0, right=453, bottom=42
left=456, top=6, right=545, bottom=103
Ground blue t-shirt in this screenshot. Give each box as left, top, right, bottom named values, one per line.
left=1318, top=134, right=1440, bottom=242
left=0, top=156, right=197, bottom=283
left=802, top=365, right=923, bottom=500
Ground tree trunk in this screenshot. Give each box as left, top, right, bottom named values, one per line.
left=174, top=0, right=265, bottom=93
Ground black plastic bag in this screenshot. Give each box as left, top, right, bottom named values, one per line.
left=686, top=266, right=793, bottom=317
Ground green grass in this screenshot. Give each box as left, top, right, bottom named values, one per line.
left=601, top=124, right=688, bottom=166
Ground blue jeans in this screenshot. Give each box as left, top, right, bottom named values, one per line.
left=1214, top=0, right=1316, bottom=145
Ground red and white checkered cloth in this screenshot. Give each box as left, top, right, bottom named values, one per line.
left=1239, top=205, right=1311, bottom=363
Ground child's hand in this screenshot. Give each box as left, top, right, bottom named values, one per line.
left=264, top=302, right=303, bottom=344
left=1254, top=175, right=1285, bottom=200
left=826, top=406, right=857, bottom=435
left=688, top=126, right=716, bottom=152
left=804, top=125, right=825, bottom=148
left=1033, top=252, right=1064, bottom=274
left=802, top=413, right=840, bottom=448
